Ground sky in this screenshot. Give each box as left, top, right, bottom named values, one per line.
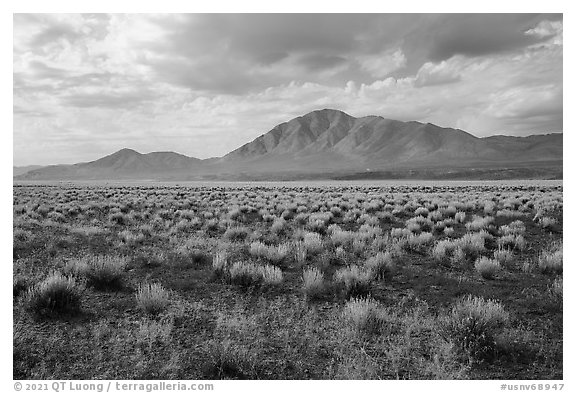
left=13, top=13, right=563, bottom=166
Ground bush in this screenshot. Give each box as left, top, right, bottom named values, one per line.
left=456, top=233, right=485, bottom=259
left=66, top=255, right=127, bottom=290
left=302, top=267, right=325, bottom=300
left=497, top=234, right=526, bottom=252
left=474, top=257, right=500, bottom=280
left=303, top=232, right=324, bottom=255
left=227, top=261, right=283, bottom=287
left=334, top=265, right=372, bottom=298
left=548, top=277, right=562, bottom=302
left=228, top=262, right=263, bottom=287
left=24, top=272, right=83, bottom=316
left=261, top=265, right=283, bottom=285
left=440, top=295, right=509, bottom=359
left=432, top=240, right=456, bottom=263
left=223, top=227, right=250, bottom=242
left=249, top=242, right=290, bottom=265
left=466, top=215, right=494, bottom=232
left=538, top=247, right=562, bottom=274
left=404, top=232, right=434, bottom=253
left=493, top=248, right=514, bottom=266
left=136, top=283, right=170, bottom=315
left=539, top=216, right=557, bottom=230
left=342, top=297, right=386, bottom=335
left=365, top=252, right=394, bottom=280
left=212, top=250, right=229, bottom=277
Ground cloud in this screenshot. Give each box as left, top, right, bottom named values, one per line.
left=13, top=14, right=563, bottom=165
left=359, top=49, right=407, bottom=78
left=413, top=59, right=462, bottom=88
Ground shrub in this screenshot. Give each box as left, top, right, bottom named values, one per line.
left=497, top=234, right=526, bottom=252
left=404, top=232, right=434, bottom=253
left=449, top=246, right=466, bottom=267
left=330, top=228, right=355, bottom=248
left=334, top=265, right=372, bottom=298
left=548, top=277, right=562, bottom=302
left=456, top=233, right=485, bottom=259
left=228, top=262, right=263, bottom=287
left=250, top=242, right=290, bottom=265
left=454, top=212, right=466, bottom=223
left=499, top=220, right=526, bottom=236
left=493, top=248, right=514, bottom=266
left=293, top=241, right=307, bottom=265
left=223, top=227, right=250, bottom=242
left=270, top=218, right=287, bottom=235
left=136, top=283, right=170, bottom=315
left=342, top=297, right=386, bottom=335
left=212, top=250, right=229, bottom=277
left=261, top=265, right=283, bottom=285
left=466, top=215, right=494, bottom=232
left=432, top=240, right=456, bottom=262
left=440, top=295, right=509, bottom=359
left=24, top=272, right=83, bottom=316
left=249, top=241, right=268, bottom=259
left=538, top=247, right=562, bottom=274
left=365, top=252, right=394, bottom=280
left=303, top=232, right=324, bottom=254
left=539, top=216, right=557, bottom=230
left=66, top=255, right=127, bottom=290
left=474, top=257, right=500, bottom=280
left=302, top=267, right=325, bottom=300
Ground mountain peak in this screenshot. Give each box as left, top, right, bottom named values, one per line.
left=114, top=148, right=141, bottom=156
left=302, top=108, right=354, bottom=119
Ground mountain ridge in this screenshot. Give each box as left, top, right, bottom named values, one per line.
left=15, top=109, right=563, bottom=181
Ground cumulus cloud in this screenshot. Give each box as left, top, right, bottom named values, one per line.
left=13, top=13, right=563, bottom=165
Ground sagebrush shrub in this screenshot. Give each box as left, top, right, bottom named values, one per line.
left=365, top=252, right=394, bottom=280
left=302, top=267, right=325, bottom=300
left=136, top=282, right=170, bottom=315
left=538, top=246, right=562, bottom=274
left=456, top=233, right=485, bottom=259
left=548, top=277, right=562, bottom=302
left=228, top=262, right=263, bottom=287
left=261, top=265, right=283, bottom=285
left=493, top=248, right=514, bottom=266
left=440, top=295, right=509, bottom=359
left=342, top=297, right=386, bottom=335
left=24, top=272, right=83, bottom=316
left=303, top=232, right=324, bottom=254
left=66, top=255, right=127, bottom=290
left=212, top=250, right=229, bottom=277
left=334, top=265, right=371, bottom=298
left=474, top=257, right=500, bottom=280
left=223, top=227, right=250, bottom=242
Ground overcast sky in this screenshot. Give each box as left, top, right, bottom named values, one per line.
left=13, top=13, right=562, bottom=166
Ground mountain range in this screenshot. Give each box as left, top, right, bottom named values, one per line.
left=14, top=109, right=563, bottom=181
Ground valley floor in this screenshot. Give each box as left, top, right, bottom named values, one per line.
left=13, top=183, right=563, bottom=380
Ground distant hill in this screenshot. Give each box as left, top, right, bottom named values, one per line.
left=16, top=109, right=563, bottom=181
left=18, top=149, right=203, bottom=180
left=13, top=165, right=44, bottom=176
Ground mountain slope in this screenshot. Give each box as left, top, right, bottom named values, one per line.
left=16, top=109, right=562, bottom=180
left=220, top=109, right=562, bottom=171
